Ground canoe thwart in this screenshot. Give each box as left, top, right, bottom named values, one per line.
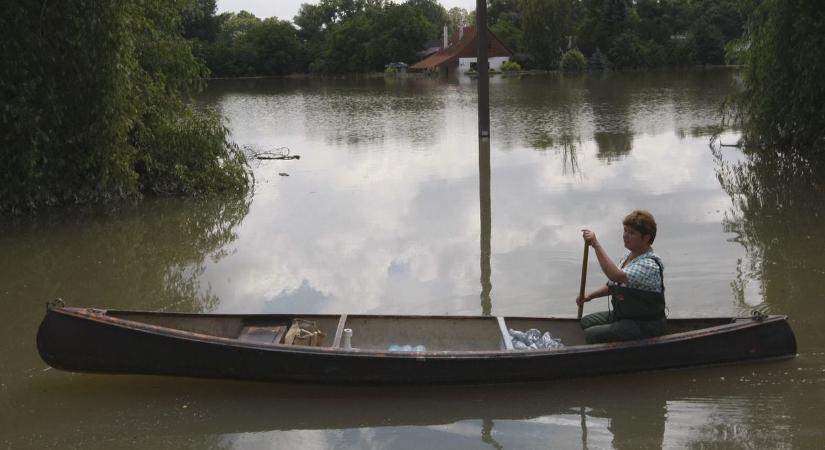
left=332, top=314, right=348, bottom=348
left=497, top=317, right=514, bottom=350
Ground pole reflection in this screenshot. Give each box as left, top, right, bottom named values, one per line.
left=481, top=418, right=503, bottom=450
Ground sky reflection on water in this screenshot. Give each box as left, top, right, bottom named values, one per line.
left=200, top=70, right=751, bottom=318
left=5, top=69, right=823, bottom=449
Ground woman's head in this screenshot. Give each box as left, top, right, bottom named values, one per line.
left=622, top=209, right=657, bottom=247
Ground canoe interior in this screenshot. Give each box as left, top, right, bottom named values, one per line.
left=105, top=311, right=740, bottom=352
left=345, top=316, right=502, bottom=351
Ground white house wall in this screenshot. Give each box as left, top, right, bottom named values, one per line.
left=458, top=56, right=510, bottom=72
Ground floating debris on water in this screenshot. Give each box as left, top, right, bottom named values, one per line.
left=246, top=145, right=301, bottom=160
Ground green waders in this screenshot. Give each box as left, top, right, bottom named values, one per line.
left=580, top=311, right=666, bottom=344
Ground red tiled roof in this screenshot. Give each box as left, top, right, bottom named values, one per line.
left=410, top=26, right=513, bottom=70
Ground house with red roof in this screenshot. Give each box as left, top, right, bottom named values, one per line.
left=411, top=25, right=513, bottom=76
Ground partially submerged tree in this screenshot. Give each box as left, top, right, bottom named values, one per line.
left=725, top=0, right=825, bottom=170
left=1, top=0, right=250, bottom=214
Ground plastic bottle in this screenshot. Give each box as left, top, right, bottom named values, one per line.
left=415, top=345, right=426, bottom=352
left=402, top=345, right=413, bottom=352
left=388, top=344, right=401, bottom=352
left=342, top=328, right=353, bottom=349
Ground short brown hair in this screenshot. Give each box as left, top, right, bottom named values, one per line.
left=623, top=209, right=657, bottom=244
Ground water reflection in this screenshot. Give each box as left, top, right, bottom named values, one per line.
left=713, top=137, right=825, bottom=333
left=480, top=418, right=503, bottom=450
left=0, top=196, right=248, bottom=312
left=6, top=70, right=823, bottom=448
left=594, top=132, right=633, bottom=163
left=207, top=77, right=452, bottom=150
left=712, top=137, right=825, bottom=450
left=493, top=70, right=733, bottom=162
left=12, top=365, right=802, bottom=449
left=0, top=195, right=250, bottom=403
left=587, top=75, right=635, bottom=166
left=712, top=140, right=825, bottom=313
left=194, top=70, right=752, bottom=318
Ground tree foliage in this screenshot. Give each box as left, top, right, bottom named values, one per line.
left=1, top=0, right=250, bottom=214
left=519, top=0, right=577, bottom=69
left=446, top=7, right=471, bottom=33
left=561, top=49, right=588, bottom=72
left=488, top=0, right=741, bottom=70
left=317, top=3, right=433, bottom=73
left=186, top=0, right=744, bottom=75
left=195, top=1, right=438, bottom=76
left=490, top=19, right=524, bottom=53
left=725, top=0, right=825, bottom=168
left=237, top=18, right=307, bottom=75
left=712, top=2, right=825, bottom=322
left=488, top=0, right=522, bottom=28
left=500, top=60, right=522, bottom=72
left=407, top=0, right=449, bottom=39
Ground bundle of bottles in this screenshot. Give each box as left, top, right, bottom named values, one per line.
left=508, top=328, right=564, bottom=350
left=388, top=344, right=427, bottom=352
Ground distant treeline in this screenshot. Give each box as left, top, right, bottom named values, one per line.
left=183, top=0, right=743, bottom=76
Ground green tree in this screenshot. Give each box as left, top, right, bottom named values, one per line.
left=725, top=0, right=825, bottom=168
left=608, top=31, right=647, bottom=69
left=373, top=3, right=434, bottom=64
left=500, top=60, right=522, bottom=72
left=636, top=0, right=669, bottom=43
left=446, top=7, right=470, bottom=34
left=688, top=0, right=743, bottom=65
left=323, top=14, right=373, bottom=72
left=182, top=0, right=219, bottom=42
left=1, top=0, right=249, bottom=213
left=519, top=0, right=577, bottom=68
left=236, top=18, right=306, bottom=75
left=217, top=10, right=262, bottom=44
left=588, top=47, right=611, bottom=70
left=578, top=0, right=633, bottom=56
left=688, top=17, right=725, bottom=64
left=560, top=48, right=587, bottom=72
left=488, top=0, right=522, bottom=27
left=490, top=19, right=524, bottom=53
left=322, top=3, right=431, bottom=73
left=406, top=0, right=449, bottom=38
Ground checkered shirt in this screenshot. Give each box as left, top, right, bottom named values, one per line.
left=608, top=249, right=664, bottom=293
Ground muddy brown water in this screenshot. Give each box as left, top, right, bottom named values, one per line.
left=2, top=69, right=823, bottom=449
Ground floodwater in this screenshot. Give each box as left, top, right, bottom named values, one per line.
left=2, top=69, right=824, bottom=449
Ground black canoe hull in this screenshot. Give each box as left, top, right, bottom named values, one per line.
left=37, top=307, right=797, bottom=384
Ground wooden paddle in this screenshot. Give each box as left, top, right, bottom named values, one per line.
left=577, top=242, right=589, bottom=320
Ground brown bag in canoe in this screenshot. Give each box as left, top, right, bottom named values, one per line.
left=284, top=319, right=326, bottom=346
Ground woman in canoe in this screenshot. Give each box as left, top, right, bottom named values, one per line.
left=576, top=209, right=666, bottom=344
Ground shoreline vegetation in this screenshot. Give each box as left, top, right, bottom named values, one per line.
left=190, top=0, right=745, bottom=78
left=1, top=0, right=251, bottom=216
left=205, top=64, right=744, bottom=81
left=2, top=0, right=822, bottom=214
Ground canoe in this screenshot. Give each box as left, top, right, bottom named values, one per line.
left=37, top=302, right=797, bottom=384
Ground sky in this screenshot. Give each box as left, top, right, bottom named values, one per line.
left=216, top=0, right=478, bottom=22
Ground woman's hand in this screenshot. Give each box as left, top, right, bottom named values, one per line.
left=581, top=229, right=600, bottom=248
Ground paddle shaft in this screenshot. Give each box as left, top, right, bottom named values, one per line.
left=578, top=242, right=589, bottom=319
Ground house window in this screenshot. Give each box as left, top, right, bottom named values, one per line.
left=470, top=62, right=478, bottom=71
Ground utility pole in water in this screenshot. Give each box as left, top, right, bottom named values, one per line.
left=476, top=0, right=490, bottom=138
left=477, top=0, right=492, bottom=315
